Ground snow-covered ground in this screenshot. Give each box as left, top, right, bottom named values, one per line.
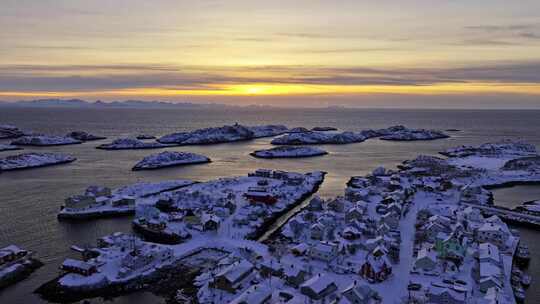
left=0, top=143, right=22, bottom=152
left=250, top=146, right=328, bottom=158
left=132, top=151, right=210, bottom=170
left=97, top=138, right=171, bottom=150
left=0, top=152, right=76, bottom=171
left=39, top=140, right=540, bottom=304
left=379, top=128, right=449, bottom=141
left=271, top=125, right=449, bottom=145
left=66, top=131, right=107, bottom=141
left=11, top=135, right=81, bottom=146
left=158, top=124, right=288, bottom=145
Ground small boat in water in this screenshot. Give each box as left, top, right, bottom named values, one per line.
left=514, top=285, right=526, bottom=303
left=516, top=242, right=531, bottom=267
left=521, top=273, right=532, bottom=287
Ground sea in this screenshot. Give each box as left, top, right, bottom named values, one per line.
left=1, top=106, right=539, bottom=303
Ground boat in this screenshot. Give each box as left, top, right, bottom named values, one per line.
left=516, top=242, right=531, bottom=267
left=514, top=285, right=526, bottom=303
left=521, top=273, right=532, bottom=287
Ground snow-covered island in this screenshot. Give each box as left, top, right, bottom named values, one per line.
left=0, top=245, right=43, bottom=289
left=251, top=146, right=328, bottom=159
left=379, top=128, right=449, bottom=141
left=132, top=151, right=211, bottom=171
left=0, top=143, right=22, bottom=152
left=11, top=135, right=82, bottom=146
left=0, top=124, right=25, bottom=139
left=97, top=138, right=171, bottom=150
left=157, top=124, right=288, bottom=145
left=58, top=180, right=196, bottom=220
left=0, top=152, right=76, bottom=171
left=66, top=131, right=107, bottom=141
left=271, top=125, right=450, bottom=145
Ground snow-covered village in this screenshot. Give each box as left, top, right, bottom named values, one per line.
left=2, top=117, right=540, bottom=304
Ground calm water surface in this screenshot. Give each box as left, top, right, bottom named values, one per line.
left=1, top=107, right=540, bottom=303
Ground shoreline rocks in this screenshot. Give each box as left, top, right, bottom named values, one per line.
left=0, top=152, right=76, bottom=171
left=0, top=124, right=25, bottom=139
left=132, top=151, right=211, bottom=171
left=158, top=124, right=288, bottom=145
left=250, top=146, right=328, bottom=159
left=0, top=144, right=22, bottom=152
left=66, top=131, right=107, bottom=141
left=11, top=135, right=82, bottom=146
left=97, top=138, right=171, bottom=150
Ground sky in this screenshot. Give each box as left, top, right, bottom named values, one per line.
left=1, top=0, right=540, bottom=108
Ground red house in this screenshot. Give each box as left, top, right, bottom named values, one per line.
left=244, top=187, right=277, bottom=204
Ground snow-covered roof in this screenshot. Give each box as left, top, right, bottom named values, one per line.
left=479, top=261, right=502, bottom=278
left=216, top=259, right=253, bottom=284
left=301, top=274, right=337, bottom=294
left=478, top=243, right=500, bottom=263
left=229, top=284, right=272, bottom=304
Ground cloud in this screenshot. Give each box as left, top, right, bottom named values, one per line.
left=1, top=61, right=540, bottom=92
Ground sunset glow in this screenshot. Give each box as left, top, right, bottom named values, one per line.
left=1, top=0, right=540, bottom=107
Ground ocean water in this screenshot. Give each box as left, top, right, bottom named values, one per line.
left=1, top=107, right=540, bottom=303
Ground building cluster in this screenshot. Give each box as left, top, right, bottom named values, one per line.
left=62, top=185, right=135, bottom=211
left=410, top=203, right=516, bottom=304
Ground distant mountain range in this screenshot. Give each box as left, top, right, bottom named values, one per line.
left=0, top=99, right=235, bottom=109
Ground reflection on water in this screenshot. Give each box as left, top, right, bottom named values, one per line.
left=1, top=107, right=540, bottom=303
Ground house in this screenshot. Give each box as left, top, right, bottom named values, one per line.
left=327, top=198, right=345, bottom=213
left=61, top=258, right=97, bottom=276
left=211, top=259, right=254, bottom=293
left=244, top=187, right=277, bottom=204
left=435, top=231, right=465, bottom=261
left=343, top=226, right=362, bottom=240
left=282, top=264, right=308, bottom=287
left=478, top=243, right=501, bottom=266
left=85, top=185, right=112, bottom=197
left=346, top=207, right=364, bottom=223
left=307, top=196, right=324, bottom=211
left=477, top=222, right=510, bottom=249
left=229, top=284, right=272, bottom=304
left=310, top=223, right=325, bottom=240
left=201, top=213, right=221, bottom=231
left=340, top=281, right=381, bottom=304
left=110, top=195, right=136, bottom=207
left=427, top=286, right=466, bottom=304
left=479, top=275, right=502, bottom=293
left=290, top=243, right=309, bottom=256
left=360, top=250, right=392, bottom=283
left=414, top=248, right=438, bottom=272
left=250, top=169, right=272, bottom=178
left=64, top=194, right=96, bottom=210
left=0, top=245, right=28, bottom=265
left=300, top=274, right=338, bottom=301
left=259, top=259, right=283, bottom=277
left=381, top=212, right=400, bottom=230
left=386, top=203, right=402, bottom=216
left=309, top=241, right=338, bottom=262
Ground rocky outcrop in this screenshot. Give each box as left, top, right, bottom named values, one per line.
left=132, top=151, right=211, bottom=170
left=0, top=152, right=76, bottom=171
left=12, top=135, right=81, bottom=146
left=66, top=131, right=106, bottom=141
left=251, top=146, right=328, bottom=158
left=97, top=138, right=170, bottom=150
